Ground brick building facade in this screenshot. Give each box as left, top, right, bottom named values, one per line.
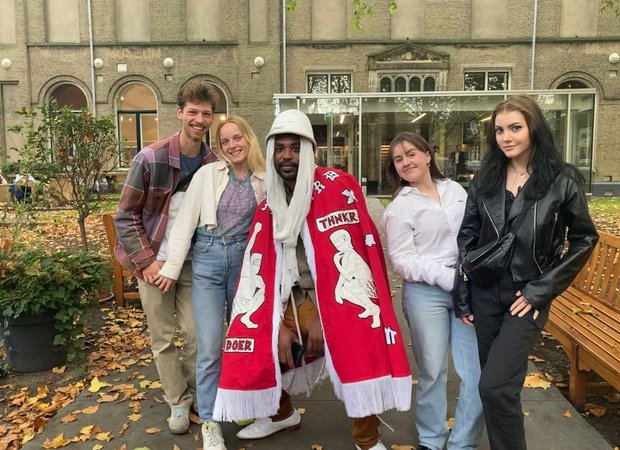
left=0, top=0, right=618, bottom=192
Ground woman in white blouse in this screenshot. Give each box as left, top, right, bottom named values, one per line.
left=380, top=133, right=483, bottom=450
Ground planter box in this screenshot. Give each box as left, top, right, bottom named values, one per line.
left=1, top=310, right=67, bottom=372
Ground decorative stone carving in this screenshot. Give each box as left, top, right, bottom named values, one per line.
left=368, top=43, right=449, bottom=70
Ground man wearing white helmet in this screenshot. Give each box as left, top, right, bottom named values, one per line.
left=214, top=109, right=412, bottom=450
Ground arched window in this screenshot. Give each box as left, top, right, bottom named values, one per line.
left=409, top=77, right=421, bottom=92
left=380, top=77, right=393, bottom=92
left=558, top=80, right=589, bottom=89
left=423, top=76, right=436, bottom=92
left=116, top=83, right=159, bottom=167
left=50, top=84, right=88, bottom=111
left=394, top=76, right=407, bottom=92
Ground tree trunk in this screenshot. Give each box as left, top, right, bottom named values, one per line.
left=78, top=216, right=88, bottom=249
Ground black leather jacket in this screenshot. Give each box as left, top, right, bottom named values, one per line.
left=453, top=166, right=598, bottom=318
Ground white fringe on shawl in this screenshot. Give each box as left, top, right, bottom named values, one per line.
left=214, top=184, right=412, bottom=421
left=213, top=241, right=285, bottom=422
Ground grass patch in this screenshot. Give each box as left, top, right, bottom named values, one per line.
left=587, top=196, right=620, bottom=215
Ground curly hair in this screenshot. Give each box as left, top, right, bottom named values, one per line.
left=176, top=80, right=219, bottom=110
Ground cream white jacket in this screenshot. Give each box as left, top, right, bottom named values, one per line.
left=158, top=160, right=265, bottom=280
left=380, top=179, right=466, bottom=292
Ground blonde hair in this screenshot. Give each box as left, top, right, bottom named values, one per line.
left=215, top=115, right=266, bottom=173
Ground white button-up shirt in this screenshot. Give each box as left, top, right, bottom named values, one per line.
left=380, top=178, right=467, bottom=292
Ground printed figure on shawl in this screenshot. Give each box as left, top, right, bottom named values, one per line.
left=214, top=167, right=411, bottom=422
left=330, top=229, right=381, bottom=328
left=230, top=221, right=266, bottom=329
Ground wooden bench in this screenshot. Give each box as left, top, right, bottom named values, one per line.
left=102, top=213, right=140, bottom=307
left=544, top=231, right=620, bottom=411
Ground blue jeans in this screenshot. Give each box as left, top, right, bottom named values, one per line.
left=191, top=233, right=246, bottom=421
left=402, top=282, right=484, bottom=450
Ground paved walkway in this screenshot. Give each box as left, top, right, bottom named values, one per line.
left=24, top=198, right=613, bottom=450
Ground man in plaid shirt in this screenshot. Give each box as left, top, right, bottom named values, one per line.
left=114, top=80, right=218, bottom=434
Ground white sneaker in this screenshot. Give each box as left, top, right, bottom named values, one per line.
left=168, top=405, right=190, bottom=434
left=202, top=421, right=227, bottom=450
left=236, top=410, right=301, bottom=439
left=355, top=441, right=387, bottom=450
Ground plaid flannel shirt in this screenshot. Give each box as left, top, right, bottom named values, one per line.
left=114, top=131, right=216, bottom=276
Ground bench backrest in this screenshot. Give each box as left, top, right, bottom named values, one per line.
left=572, top=231, right=620, bottom=314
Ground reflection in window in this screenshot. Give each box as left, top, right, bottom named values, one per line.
left=395, top=76, right=407, bottom=92
left=276, top=91, right=595, bottom=195
left=380, top=77, right=392, bottom=92
left=464, top=71, right=509, bottom=91
left=308, top=74, right=351, bottom=93
left=50, top=84, right=88, bottom=110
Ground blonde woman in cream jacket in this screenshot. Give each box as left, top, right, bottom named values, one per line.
left=155, top=115, right=266, bottom=450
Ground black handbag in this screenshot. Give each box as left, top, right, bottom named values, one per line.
left=461, top=198, right=534, bottom=288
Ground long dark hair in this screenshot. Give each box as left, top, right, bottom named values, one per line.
left=477, top=95, right=572, bottom=198
left=385, top=132, right=445, bottom=197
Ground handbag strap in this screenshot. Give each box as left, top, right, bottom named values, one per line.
left=507, top=197, right=536, bottom=235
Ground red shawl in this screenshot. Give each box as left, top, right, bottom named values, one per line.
left=214, top=167, right=411, bottom=420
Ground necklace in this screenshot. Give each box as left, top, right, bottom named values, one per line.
left=508, top=165, right=529, bottom=193
left=509, top=165, right=529, bottom=178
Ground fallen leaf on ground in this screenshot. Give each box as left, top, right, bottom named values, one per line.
left=391, top=445, right=414, bottom=450
left=81, top=405, right=100, bottom=415
left=585, top=403, right=606, bottom=417
left=118, top=422, right=130, bottom=436
left=544, top=372, right=555, bottom=382
left=88, top=377, right=111, bottom=393
left=94, top=431, right=112, bottom=441
left=145, top=428, right=161, bottom=434
left=523, top=411, right=530, bottom=416
left=21, top=432, right=35, bottom=444
left=60, top=414, right=77, bottom=424
left=563, top=410, right=572, bottom=418
left=97, top=392, right=120, bottom=403
left=296, top=408, right=306, bottom=414
left=42, top=433, right=72, bottom=448
left=523, top=372, right=551, bottom=390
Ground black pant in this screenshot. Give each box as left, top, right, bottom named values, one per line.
left=471, top=273, right=549, bottom=450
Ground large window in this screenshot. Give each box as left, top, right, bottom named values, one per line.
left=307, top=74, right=352, bottom=94
left=116, top=83, right=159, bottom=167
left=275, top=91, right=595, bottom=195
left=464, top=71, right=509, bottom=91
left=380, top=74, right=436, bottom=93
left=50, top=83, right=88, bottom=111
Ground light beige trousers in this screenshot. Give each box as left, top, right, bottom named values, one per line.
left=138, top=260, right=196, bottom=408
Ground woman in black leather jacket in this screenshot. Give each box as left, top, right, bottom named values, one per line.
left=454, top=95, right=598, bottom=450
